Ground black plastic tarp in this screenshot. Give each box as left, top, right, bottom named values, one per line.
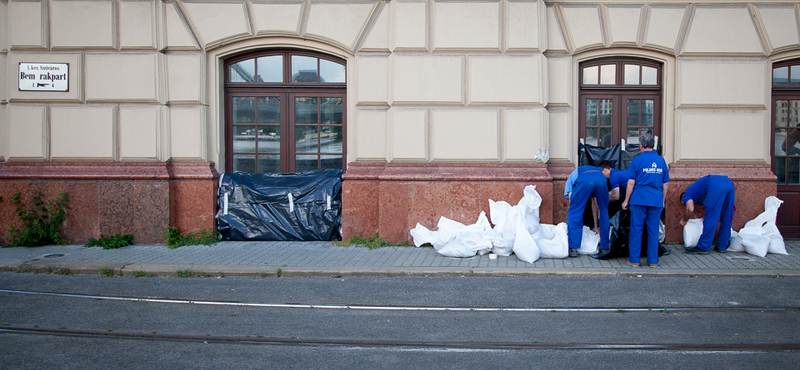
left=578, top=142, right=647, bottom=170
left=216, top=169, right=345, bottom=241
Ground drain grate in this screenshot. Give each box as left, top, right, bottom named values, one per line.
left=43, top=254, right=65, bottom=258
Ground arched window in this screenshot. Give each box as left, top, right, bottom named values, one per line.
left=225, top=50, right=346, bottom=173
left=579, top=58, right=662, bottom=148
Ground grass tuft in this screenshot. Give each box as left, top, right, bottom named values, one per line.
left=164, top=227, right=219, bottom=249
left=334, top=233, right=396, bottom=250
left=175, top=269, right=204, bottom=278
left=85, top=234, right=133, bottom=249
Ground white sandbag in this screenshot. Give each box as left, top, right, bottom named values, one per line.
left=512, top=220, right=540, bottom=263
left=454, top=212, right=494, bottom=255
left=410, top=223, right=435, bottom=247
left=659, top=221, right=666, bottom=244
left=437, top=239, right=478, bottom=258
left=768, top=234, right=788, bottom=255
left=433, top=217, right=466, bottom=250
left=740, top=196, right=787, bottom=256
left=488, top=199, right=512, bottom=229
left=578, top=226, right=600, bottom=255
left=518, top=185, right=542, bottom=234
left=535, top=223, right=569, bottom=259
left=738, top=227, right=769, bottom=257
left=728, top=229, right=745, bottom=252
left=682, top=218, right=703, bottom=248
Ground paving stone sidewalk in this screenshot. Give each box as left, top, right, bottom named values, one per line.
left=1, top=240, right=799, bottom=278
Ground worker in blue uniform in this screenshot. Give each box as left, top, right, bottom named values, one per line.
left=622, top=134, right=669, bottom=268
left=679, top=175, right=736, bottom=254
left=567, top=161, right=613, bottom=257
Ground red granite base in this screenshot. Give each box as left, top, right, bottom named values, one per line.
left=342, top=162, right=778, bottom=245
left=0, top=162, right=218, bottom=245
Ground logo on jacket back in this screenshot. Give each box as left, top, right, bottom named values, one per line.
left=643, top=162, right=663, bottom=174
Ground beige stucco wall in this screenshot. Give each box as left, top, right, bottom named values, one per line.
left=0, top=0, right=798, bottom=168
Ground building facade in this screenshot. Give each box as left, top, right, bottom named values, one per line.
left=0, top=0, right=796, bottom=244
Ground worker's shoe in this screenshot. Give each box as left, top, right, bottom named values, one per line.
left=568, top=248, right=579, bottom=258
left=714, top=246, right=727, bottom=253
left=591, top=248, right=611, bottom=259
left=685, top=247, right=709, bottom=255
left=626, top=261, right=639, bottom=267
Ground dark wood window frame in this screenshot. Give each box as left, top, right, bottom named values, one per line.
left=224, top=49, right=347, bottom=173
left=578, top=57, right=663, bottom=149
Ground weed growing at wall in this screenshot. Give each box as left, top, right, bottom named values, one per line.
left=334, top=233, right=394, bottom=250
left=85, top=234, right=134, bottom=249
left=8, top=192, right=69, bottom=247
left=163, top=227, right=220, bottom=249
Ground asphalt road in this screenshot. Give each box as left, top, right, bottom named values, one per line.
left=1, top=273, right=799, bottom=369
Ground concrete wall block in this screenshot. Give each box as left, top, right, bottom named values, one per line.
left=165, top=1, right=199, bottom=49
left=393, top=55, right=462, bottom=103
left=560, top=4, right=603, bottom=51
left=251, top=2, right=303, bottom=35
left=50, top=105, right=115, bottom=160
left=183, top=1, right=250, bottom=46
left=469, top=55, right=541, bottom=104
left=120, top=0, right=157, bottom=50
left=85, top=53, right=160, bottom=102
left=683, top=5, right=764, bottom=55
left=547, top=56, right=571, bottom=105
left=678, top=59, right=766, bottom=106
left=434, top=1, right=499, bottom=50
left=6, top=105, right=46, bottom=159
left=432, top=109, right=498, bottom=161
left=50, top=0, right=114, bottom=49
left=356, top=55, right=388, bottom=103
left=119, top=105, right=160, bottom=160
left=547, top=109, right=572, bottom=161
left=678, top=110, right=767, bottom=161
left=7, top=52, right=82, bottom=102
left=0, top=1, right=9, bottom=51
left=360, top=1, right=389, bottom=50
left=9, top=0, right=46, bottom=49
left=645, top=5, right=687, bottom=52
left=392, top=108, right=426, bottom=161
left=607, top=5, right=642, bottom=46
left=167, top=53, right=203, bottom=103
left=506, top=0, right=540, bottom=50
left=306, top=2, right=374, bottom=49
left=355, top=108, right=387, bottom=160
left=545, top=5, right=567, bottom=52
left=0, top=53, right=6, bottom=102
left=505, top=109, right=544, bottom=161
left=169, top=105, right=204, bottom=160
left=395, top=1, right=427, bottom=50
left=756, top=4, right=800, bottom=51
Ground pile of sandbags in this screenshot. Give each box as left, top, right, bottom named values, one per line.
left=683, top=196, right=787, bottom=257
left=409, top=185, right=599, bottom=263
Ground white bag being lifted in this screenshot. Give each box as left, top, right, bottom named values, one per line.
left=682, top=218, right=703, bottom=248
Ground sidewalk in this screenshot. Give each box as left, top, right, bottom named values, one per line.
left=2, top=240, right=800, bottom=278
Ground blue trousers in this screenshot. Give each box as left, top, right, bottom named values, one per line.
left=698, top=176, right=736, bottom=251
left=629, top=205, right=661, bottom=265
left=567, top=171, right=609, bottom=251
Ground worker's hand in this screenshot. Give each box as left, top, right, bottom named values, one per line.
left=594, top=227, right=599, bottom=235
left=622, top=200, right=628, bottom=210
left=679, top=218, right=686, bottom=227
